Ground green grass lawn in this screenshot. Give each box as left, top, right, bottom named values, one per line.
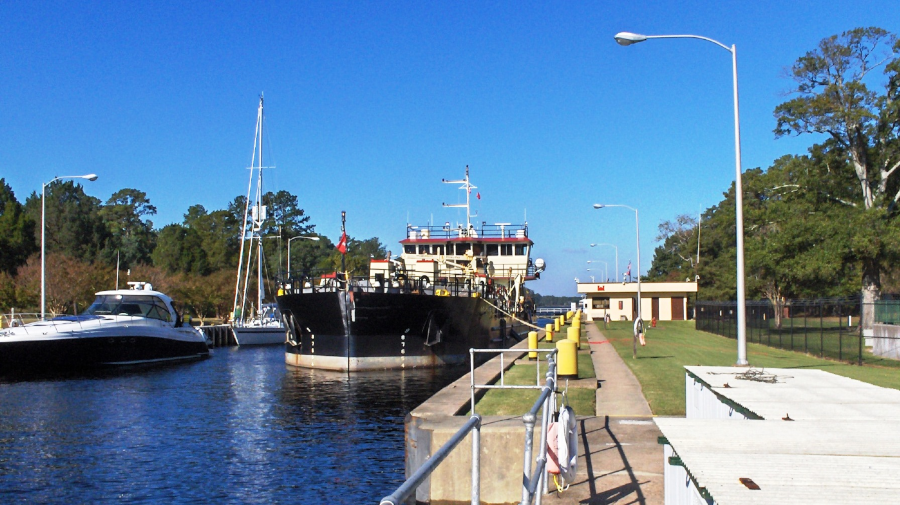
left=603, top=320, right=900, bottom=416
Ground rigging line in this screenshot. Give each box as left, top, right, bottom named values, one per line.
left=479, top=297, right=543, bottom=331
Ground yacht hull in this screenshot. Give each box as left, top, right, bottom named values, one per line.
left=0, top=325, right=209, bottom=373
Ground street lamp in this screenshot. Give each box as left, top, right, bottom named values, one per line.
left=614, top=30, right=748, bottom=366
left=590, top=243, right=618, bottom=281
left=287, top=235, right=321, bottom=278
left=594, top=203, right=641, bottom=358
left=42, top=174, right=98, bottom=320
left=586, top=260, right=608, bottom=281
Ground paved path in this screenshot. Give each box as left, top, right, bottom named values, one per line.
left=542, top=322, right=664, bottom=505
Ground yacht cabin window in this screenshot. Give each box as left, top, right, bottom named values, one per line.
left=83, top=295, right=172, bottom=322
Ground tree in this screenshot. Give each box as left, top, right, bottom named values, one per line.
left=774, top=27, right=900, bottom=324
left=0, top=179, right=37, bottom=275
left=647, top=214, right=699, bottom=282
left=321, top=236, right=387, bottom=276
left=24, top=180, right=109, bottom=263
left=183, top=205, right=241, bottom=272
left=99, top=188, right=157, bottom=268
left=152, top=224, right=209, bottom=275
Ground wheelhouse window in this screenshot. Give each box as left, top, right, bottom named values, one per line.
left=515, top=244, right=527, bottom=255
left=486, top=244, right=499, bottom=256
left=418, top=245, right=430, bottom=254
left=500, top=244, right=513, bottom=256
left=404, top=245, right=416, bottom=254
left=433, top=245, right=445, bottom=255
left=454, top=243, right=469, bottom=256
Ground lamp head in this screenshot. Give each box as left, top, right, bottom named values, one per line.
left=614, top=32, right=647, bottom=46
left=593, top=204, right=604, bottom=209
left=85, top=174, right=98, bottom=181
left=590, top=243, right=597, bottom=247
left=310, top=236, right=320, bottom=241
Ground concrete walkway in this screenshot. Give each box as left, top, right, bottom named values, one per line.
left=543, top=322, right=664, bottom=504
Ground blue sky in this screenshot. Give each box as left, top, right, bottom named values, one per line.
left=1, top=1, right=897, bottom=296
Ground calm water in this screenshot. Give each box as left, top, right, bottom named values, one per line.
left=0, top=346, right=463, bottom=504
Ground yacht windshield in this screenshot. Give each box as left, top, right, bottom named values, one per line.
left=83, top=295, right=172, bottom=322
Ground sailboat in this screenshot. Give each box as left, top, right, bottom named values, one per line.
left=231, top=96, right=286, bottom=346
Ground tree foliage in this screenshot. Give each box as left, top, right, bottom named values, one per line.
left=0, top=179, right=37, bottom=275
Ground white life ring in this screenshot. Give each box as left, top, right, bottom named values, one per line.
left=547, top=406, right=577, bottom=483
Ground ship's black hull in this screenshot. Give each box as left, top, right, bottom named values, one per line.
left=276, top=290, right=528, bottom=371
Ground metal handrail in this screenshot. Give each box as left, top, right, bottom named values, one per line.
left=520, top=363, right=556, bottom=505
left=469, top=348, right=558, bottom=415
left=379, top=413, right=483, bottom=505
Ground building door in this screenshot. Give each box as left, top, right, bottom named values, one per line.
left=652, top=298, right=660, bottom=320
left=671, top=297, right=685, bottom=320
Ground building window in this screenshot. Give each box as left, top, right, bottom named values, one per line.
left=618, top=301, right=623, bottom=310
left=592, top=298, right=610, bottom=309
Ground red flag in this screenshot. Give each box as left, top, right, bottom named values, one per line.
left=336, top=231, right=347, bottom=254
left=476, top=192, right=481, bottom=200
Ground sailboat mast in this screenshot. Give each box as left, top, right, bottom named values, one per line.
left=256, top=97, right=265, bottom=315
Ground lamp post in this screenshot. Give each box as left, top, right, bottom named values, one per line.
left=42, top=174, right=98, bottom=320
left=587, top=260, right=608, bottom=281
left=287, top=235, right=321, bottom=278
left=590, top=243, right=618, bottom=281
left=594, top=203, right=641, bottom=358
left=614, top=30, right=747, bottom=366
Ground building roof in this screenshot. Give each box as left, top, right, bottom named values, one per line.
left=686, top=366, right=900, bottom=421
left=655, top=417, right=900, bottom=504
left=576, top=281, right=698, bottom=295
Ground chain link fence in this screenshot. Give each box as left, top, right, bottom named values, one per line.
left=696, top=298, right=865, bottom=365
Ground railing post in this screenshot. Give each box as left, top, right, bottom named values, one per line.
left=521, top=412, right=536, bottom=505
left=472, top=417, right=481, bottom=505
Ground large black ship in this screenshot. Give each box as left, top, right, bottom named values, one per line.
left=275, top=167, right=545, bottom=371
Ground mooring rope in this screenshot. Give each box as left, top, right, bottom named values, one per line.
left=480, top=298, right=545, bottom=331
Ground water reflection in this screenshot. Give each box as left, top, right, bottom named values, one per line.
left=0, top=346, right=463, bottom=504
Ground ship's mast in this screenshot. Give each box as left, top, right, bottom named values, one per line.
left=442, top=165, right=477, bottom=232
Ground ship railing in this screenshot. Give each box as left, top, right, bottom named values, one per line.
left=280, top=275, right=494, bottom=299
left=407, top=222, right=529, bottom=240
left=535, top=307, right=569, bottom=316
left=1, top=310, right=39, bottom=328
left=381, top=349, right=557, bottom=505
left=0, top=313, right=172, bottom=335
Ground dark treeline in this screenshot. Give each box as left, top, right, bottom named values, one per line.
left=0, top=183, right=385, bottom=319
left=646, top=27, right=900, bottom=328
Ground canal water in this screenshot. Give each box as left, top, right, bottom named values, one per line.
left=0, top=346, right=464, bottom=504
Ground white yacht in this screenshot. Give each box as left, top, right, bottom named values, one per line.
left=0, top=282, right=209, bottom=373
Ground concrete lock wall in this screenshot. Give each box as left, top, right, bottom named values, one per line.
left=873, top=324, right=900, bottom=360
left=407, top=414, right=541, bottom=504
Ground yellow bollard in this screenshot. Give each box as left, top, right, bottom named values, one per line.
left=566, top=310, right=573, bottom=320
left=554, top=318, right=560, bottom=332
left=573, top=316, right=582, bottom=330
left=528, top=331, right=538, bottom=360
left=545, top=323, right=554, bottom=342
left=567, top=326, right=580, bottom=349
left=556, top=340, right=578, bottom=378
